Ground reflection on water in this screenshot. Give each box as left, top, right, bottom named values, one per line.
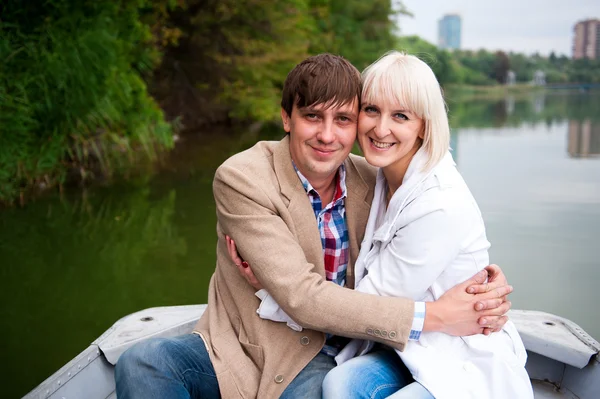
left=503, top=92, right=545, bottom=116
left=568, top=120, right=600, bottom=158
left=0, top=185, right=200, bottom=398
left=1, top=91, right=599, bottom=397
left=505, top=95, right=515, bottom=116
left=454, top=119, right=600, bottom=350
left=447, top=89, right=600, bottom=129
left=532, top=92, right=545, bottom=114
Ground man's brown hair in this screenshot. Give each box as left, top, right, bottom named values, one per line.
left=281, top=53, right=361, bottom=117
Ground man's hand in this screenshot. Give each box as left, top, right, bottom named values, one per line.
left=225, top=235, right=263, bottom=290
left=424, top=266, right=513, bottom=336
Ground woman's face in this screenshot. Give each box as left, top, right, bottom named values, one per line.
left=357, top=99, right=424, bottom=170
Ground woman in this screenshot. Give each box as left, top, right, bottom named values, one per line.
left=230, top=51, right=533, bottom=398
left=318, top=51, right=533, bottom=398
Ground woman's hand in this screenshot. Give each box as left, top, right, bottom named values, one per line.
left=225, top=235, right=263, bottom=290
left=467, top=264, right=512, bottom=333
left=425, top=266, right=512, bottom=336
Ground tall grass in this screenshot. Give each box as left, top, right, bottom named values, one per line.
left=0, top=1, right=173, bottom=203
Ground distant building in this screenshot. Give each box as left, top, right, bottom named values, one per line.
left=532, top=70, right=546, bottom=86
left=572, top=19, right=600, bottom=59
left=438, top=14, right=462, bottom=50
left=506, top=70, right=516, bottom=86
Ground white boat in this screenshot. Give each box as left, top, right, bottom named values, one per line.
left=24, top=305, right=600, bottom=398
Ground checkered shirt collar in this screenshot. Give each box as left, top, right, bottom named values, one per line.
left=292, top=162, right=347, bottom=201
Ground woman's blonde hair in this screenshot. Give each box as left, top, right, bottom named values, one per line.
left=361, top=51, right=450, bottom=170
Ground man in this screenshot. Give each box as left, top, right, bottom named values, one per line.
left=116, top=54, right=512, bottom=398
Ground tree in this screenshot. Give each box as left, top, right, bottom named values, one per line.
left=395, top=36, right=468, bottom=85
left=493, top=51, right=510, bottom=84
left=323, top=0, right=403, bottom=70
left=152, top=0, right=408, bottom=126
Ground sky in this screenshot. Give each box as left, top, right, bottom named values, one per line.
left=395, top=0, right=600, bottom=56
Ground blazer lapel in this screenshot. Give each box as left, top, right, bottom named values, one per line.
left=344, top=157, right=372, bottom=289
left=273, top=136, right=325, bottom=275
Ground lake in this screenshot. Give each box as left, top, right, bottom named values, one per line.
left=1, top=90, right=599, bottom=398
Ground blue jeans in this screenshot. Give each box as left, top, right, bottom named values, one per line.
left=280, top=352, right=336, bottom=398
left=387, top=382, right=434, bottom=399
left=322, top=348, right=434, bottom=399
left=115, top=334, right=220, bottom=399
left=115, top=333, right=336, bottom=399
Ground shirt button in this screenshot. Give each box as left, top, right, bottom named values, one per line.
left=389, top=331, right=397, bottom=339
left=300, top=336, right=310, bottom=345
left=275, top=374, right=284, bottom=383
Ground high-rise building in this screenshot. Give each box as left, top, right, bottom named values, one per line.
left=573, top=19, right=600, bottom=59
left=438, top=14, right=462, bottom=50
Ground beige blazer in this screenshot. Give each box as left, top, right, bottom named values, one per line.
left=194, top=136, right=415, bottom=398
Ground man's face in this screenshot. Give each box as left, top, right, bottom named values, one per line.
left=282, top=99, right=359, bottom=184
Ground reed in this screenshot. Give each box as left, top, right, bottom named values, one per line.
left=0, top=1, right=174, bottom=204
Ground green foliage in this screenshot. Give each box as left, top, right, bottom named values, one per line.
left=10, top=0, right=599, bottom=206
left=456, top=48, right=600, bottom=85
left=212, top=0, right=318, bottom=121
left=2, top=0, right=410, bottom=202
left=567, top=58, right=600, bottom=83
left=153, top=0, right=407, bottom=126
left=455, top=50, right=495, bottom=80
left=0, top=1, right=174, bottom=203
left=394, top=36, right=493, bottom=86
left=152, top=0, right=320, bottom=125
left=321, top=0, right=400, bottom=70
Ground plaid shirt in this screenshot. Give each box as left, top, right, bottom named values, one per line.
left=294, top=162, right=424, bottom=355
left=294, top=163, right=349, bottom=355
left=294, top=163, right=349, bottom=286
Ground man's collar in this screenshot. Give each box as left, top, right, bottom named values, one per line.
left=292, top=162, right=348, bottom=201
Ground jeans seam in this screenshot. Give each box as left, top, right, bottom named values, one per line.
left=370, top=383, right=403, bottom=399
left=181, top=368, right=217, bottom=380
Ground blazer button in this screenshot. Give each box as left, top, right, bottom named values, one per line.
left=389, top=331, right=397, bottom=339
left=366, top=328, right=374, bottom=335
left=275, top=374, right=284, bottom=384
left=300, top=336, right=310, bottom=345
left=381, top=330, right=388, bottom=337
left=374, top=329, right=381, bottom=336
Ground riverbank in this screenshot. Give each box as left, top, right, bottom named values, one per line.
left=0, top=138, right=173, bottom=208
left=0, top=121, right=274, bottom=208
left=0, top=83, right=581, bottom=207
left=445, top=83, right=546, bottom=101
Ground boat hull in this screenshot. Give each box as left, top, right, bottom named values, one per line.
left=24, top=306, right=600, bottom=399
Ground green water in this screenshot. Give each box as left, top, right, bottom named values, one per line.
left=2, top=91, right=599, bottom=398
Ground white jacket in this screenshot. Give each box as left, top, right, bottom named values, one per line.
left=256, top=148, right=533, bottom=398
left=338, top=148, right=533, bottom=399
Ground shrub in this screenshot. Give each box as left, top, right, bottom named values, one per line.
left=0, top=1, right=173, bottom=203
